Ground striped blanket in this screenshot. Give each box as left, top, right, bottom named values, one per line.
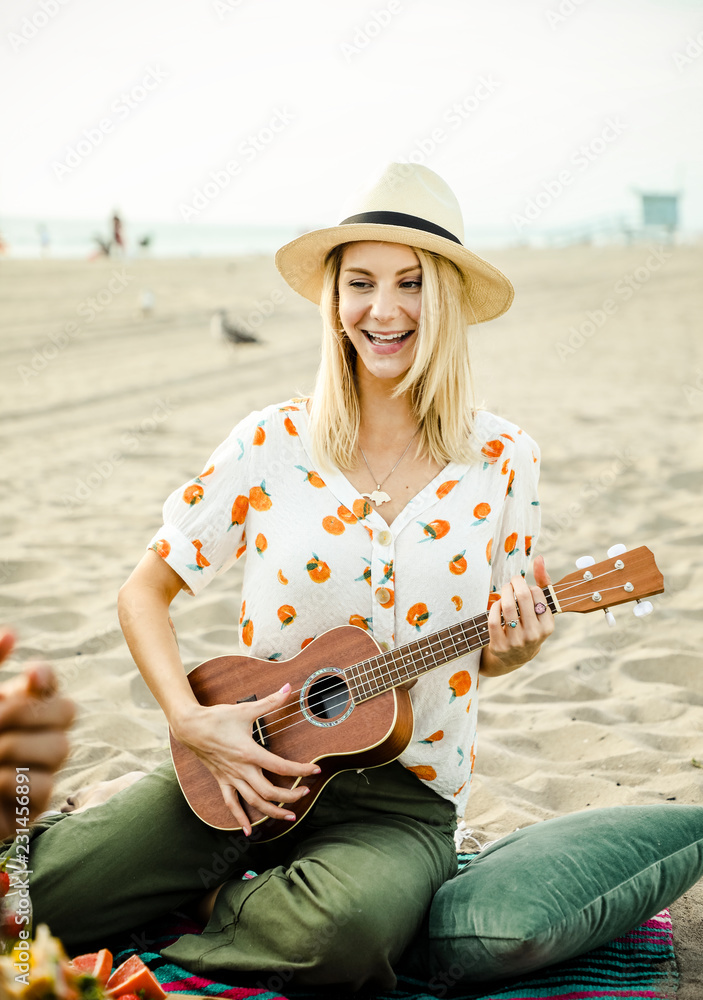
left=111, top=859, right=678, bottom=1000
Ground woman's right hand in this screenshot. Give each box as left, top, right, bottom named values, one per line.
left=170, top=683, right=320, bottom=835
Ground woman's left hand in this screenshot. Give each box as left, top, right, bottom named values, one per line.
left=480, top=555, right=555, bottom=676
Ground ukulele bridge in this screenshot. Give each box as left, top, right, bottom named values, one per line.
left=238, top=694, right=270, bottom=749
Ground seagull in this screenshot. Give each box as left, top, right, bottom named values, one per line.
left=210, top=309, right=261, bottom=344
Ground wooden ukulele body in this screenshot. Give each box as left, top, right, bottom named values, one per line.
left=170, top=626, right=414, bottom=839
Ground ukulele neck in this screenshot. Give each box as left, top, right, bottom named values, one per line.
left=347, top=585, right=560, bottom=702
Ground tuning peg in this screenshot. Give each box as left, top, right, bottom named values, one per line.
left=633, top=600, right=653, bottom=618
left=575, top=555, right=595, bottom=569
left=603, top=609, right=616, bottom=627
left=607, top=543, right=627, bottom=558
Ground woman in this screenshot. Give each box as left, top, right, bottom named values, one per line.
left=22, top=163, right=554, bottom=992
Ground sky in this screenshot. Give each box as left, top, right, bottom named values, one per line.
left=2, top=0, right=703, bottom=239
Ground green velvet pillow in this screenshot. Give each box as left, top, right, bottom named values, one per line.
left=403, top=804, right=703, bottom=985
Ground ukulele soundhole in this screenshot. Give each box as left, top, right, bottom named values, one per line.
left=301, top=667, right=354, bottom=728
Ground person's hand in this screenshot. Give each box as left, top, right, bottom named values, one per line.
left=0, top=630, right=75, bottom=838
left=480, top=556, right=555, bottom=676
left=171, top=684, right=320, bottom=836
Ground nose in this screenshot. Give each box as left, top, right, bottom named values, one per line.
left=368, top=283, right=401, bottom=323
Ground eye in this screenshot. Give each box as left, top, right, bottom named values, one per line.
left=348, top=280, right=372, bottom=289
left=400, top=279, right=422, bottom=289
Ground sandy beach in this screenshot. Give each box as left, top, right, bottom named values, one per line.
left=1, top=244, right=702, bottom=993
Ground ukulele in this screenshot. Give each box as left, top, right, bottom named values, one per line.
left=170, top=545, right=664, bottom=839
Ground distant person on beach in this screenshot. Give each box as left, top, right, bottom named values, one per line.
left=0, top=630, right=74, bottom=839
left=112, top=212, right=125, bottom=256
left=17, top=163, right=556, bottom=990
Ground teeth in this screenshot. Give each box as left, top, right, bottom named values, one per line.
left=366, top=331, right=409, bottom=342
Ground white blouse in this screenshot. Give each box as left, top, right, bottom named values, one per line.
left=149, top=399, right=541, bottom=815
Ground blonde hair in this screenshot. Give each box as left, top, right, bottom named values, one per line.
left=308, top=243, right=479, bottom=471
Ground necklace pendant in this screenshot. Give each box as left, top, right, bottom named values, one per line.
left=361, top=489, right=392, bottom=506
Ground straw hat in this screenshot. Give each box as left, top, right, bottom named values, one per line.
left=275, top=162, right=514, bottom=325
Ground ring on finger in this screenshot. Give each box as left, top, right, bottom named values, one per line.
left=506, top=620, right=518, bottom=629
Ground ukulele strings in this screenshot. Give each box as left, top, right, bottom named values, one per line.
left=246, top=567, right=634, bottom=742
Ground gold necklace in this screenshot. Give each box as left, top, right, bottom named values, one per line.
left=358, top=430, right=420, bottom=506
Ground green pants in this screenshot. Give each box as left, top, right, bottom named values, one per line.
left=19, top=761, right=457, bottom=992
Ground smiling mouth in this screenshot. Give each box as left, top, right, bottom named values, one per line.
left=363, top=330, right=415, bottom=345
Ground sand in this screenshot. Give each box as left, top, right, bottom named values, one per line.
left=1, top=244, right=702, bottom=992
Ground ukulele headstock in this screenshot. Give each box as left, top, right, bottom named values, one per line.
left=550, top=545, right=664, bottom=616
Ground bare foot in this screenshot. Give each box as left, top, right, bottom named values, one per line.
left=60, top=770, right=146, bottom=813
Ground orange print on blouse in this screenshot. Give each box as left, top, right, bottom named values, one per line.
left=436, top=480, right=459, bottom=500
left=277, top=569, right=289, bottom=585
left=525, top=535, right=533, bottom=557
left=418, top=519, right=450, bottom=542
left=253, top=423, right=266, bottom=446
left=501, top=458, right=510, bottom=475
left=338, top=504, right=357, bottom=524
left=301, top=636, right=315, bottom=650
left=236, top=533, right=247, bottom=560
left=504, top=532, right=519, bottom=556
left=486, top=538, right=493, bottom=565
left=241, top=617, right=254, bottom=647
left=472, top=502, right=491, bottom=525
left=296, top=466, right=325, bottom=488
left=239, top=600, right=246, bottom=624
left=505, top=469, right=515, bottom=497
left=470, top=742, right=477, bottom=773
left=323, top=516, right=345, bottom=535
left=187, top=539, right=210, bottom=572
left=453, top=780, right=467, bottom=798
left=151, top=539, right=171, bottom=559
left=277, top=605, right=296, bottom=628
left=451, top=595, right=463, bottom=612
left=406, top=602, right=431, bottom=631
left=182, top=484, right=204, bottom=506
left=418, top=730, right=444, bottom=745
left=352, top=497, right=372, bottom=520
left=249, top=482, right=272, bottom=511
left=481, top=439, right=504, bottom=466
left=199, top=465, right=215, bottom=479
left=407, top=764, right=437, bottom=781
left=448, top=670, right=471, bottom=701
left=255, top=533, right=267, bottom=558
left=230, top=495, right=249, bottom=529
left=449, top=551, right=467, bottom=575
left=487, top=590, right=501, bottom=611
left=307, top=553, right=331, bottom=583
left=349, top=614, right=372, bottom=631
left=356, top=559, right=372, bottom=586
left=283, top=416, right=298, bottom=436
